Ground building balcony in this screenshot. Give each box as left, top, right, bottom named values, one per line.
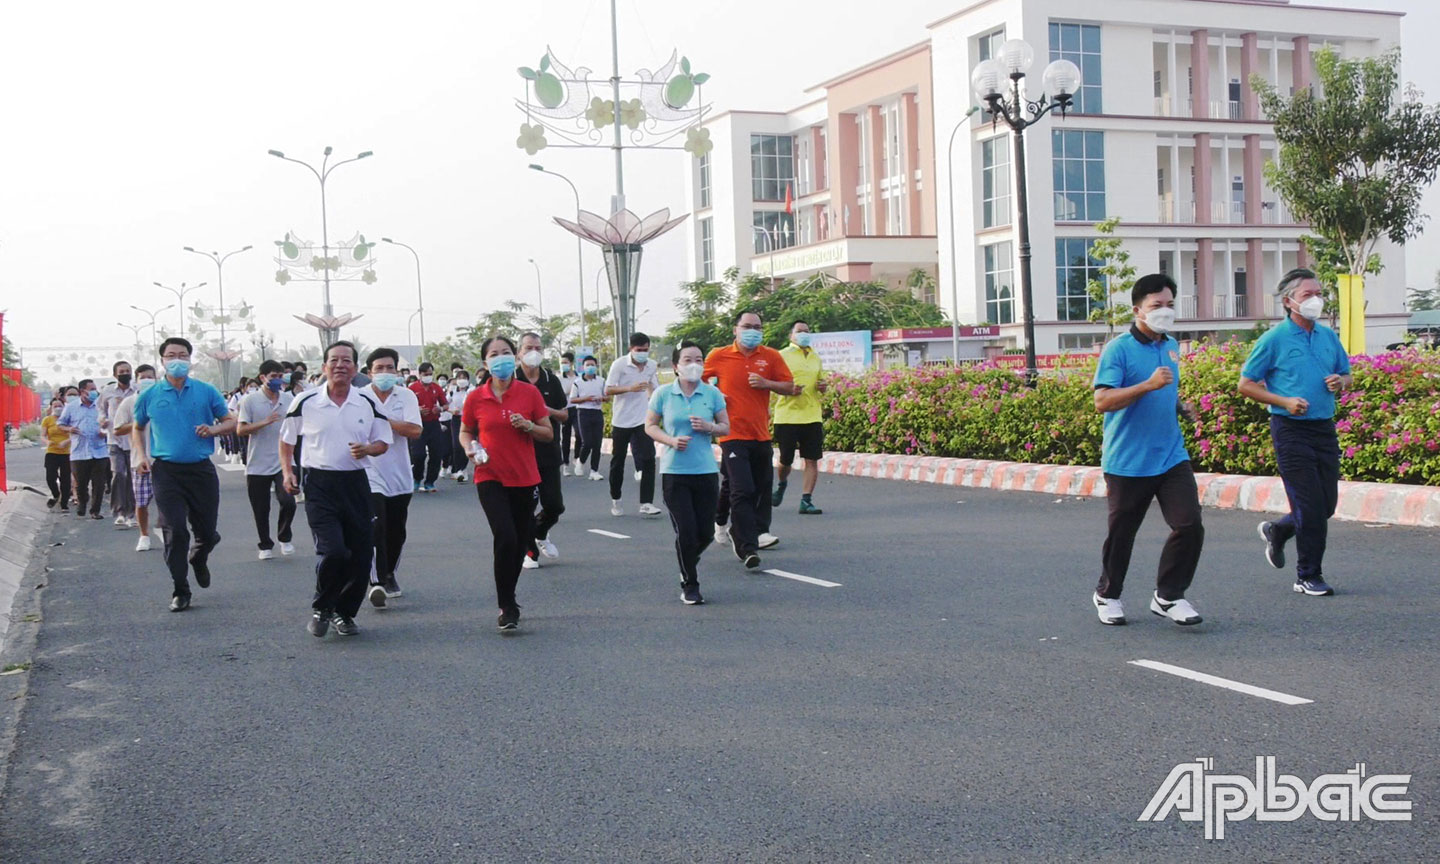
left=1157, top=195, right=1295, bottom=226
left=1178, top=293, right=1284, bottom=321
left=749, top=234, right=937, bottom=281
left=1152, top=95, right=1248, bottom=121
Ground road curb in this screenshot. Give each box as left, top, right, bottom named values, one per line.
left=0, top=487, right=51, bottom=654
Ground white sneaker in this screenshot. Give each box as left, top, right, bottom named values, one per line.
left=124, top=517, right=137, bottom=528
left=135, top=534, right=152, bottom=552
left=611, top=500, right=624, bottom=517
left=1150, top=593, right=1203, bottom=625
left=114, top=515, right=128, bottom=527
left=757, top=532, right=780, bottom=549
left=1093, top=592, right=1126, bottom=626
left=715, top=522, right=730, bottom=545
left=258, top=549, right=275, bottom=561
left=538, top=538, right=559, bottom=559
left=522, top=555, right=541, bottom=569
left=634, top=469, right=643, bottom=482
left=638, top=503, right=662, bottom=517
left=560, top=465, right=570, bottom=477
left=589, top=470, right=603, bottom=481
left=279, top=542, right=295, bottom=556
left=574, top=460, right=583, bottom=476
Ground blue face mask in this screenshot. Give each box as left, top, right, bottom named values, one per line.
left=165, top=360, right=191, bottom=379
left=794, top=332, right=812, bottom=348
left=738, top=329, right=763, bottom=349
left=631, top=351, right=649, bottom=365
left=265, top=377, right=284, bottom=392
left=487, top=355, right=517, bottom=380
left=561, top=364, right=571, bottom=375
left=372, top=373, right=400, bottom=392
left=583, top=366, right=597, bottom=378
left=281, top=373, right=292, bottom=384
left=66, top=395, right=80, bottom=407
left=83, top=389, right=100, bottom=403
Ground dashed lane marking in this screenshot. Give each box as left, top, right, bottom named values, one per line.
left=763, top=569, right=842, bottom=589
left=587, top=529, right=631, bottom=540
left=1128, top=659, right=1313, bottom=706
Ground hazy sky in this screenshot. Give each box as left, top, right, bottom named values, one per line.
left=2, top=0, right=1436, bottom=364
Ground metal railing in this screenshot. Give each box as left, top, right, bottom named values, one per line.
left=1178, top=294, right=1199, bottom=320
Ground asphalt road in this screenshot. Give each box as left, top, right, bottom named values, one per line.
left=0, top=444, right=1436, bottom=862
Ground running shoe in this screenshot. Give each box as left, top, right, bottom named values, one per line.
left=498, top=606, right=520, bottom=632
left=368, top=584, right=387, bottom=608
left=114, top=515, right=128, bottom=527
left=455, top=473, right=468, bottom=484
left=1093, top=592, right=1126, bottom=625
left=715, top=522, right=730, bottom=547
left=1257, top=521, right=1285, bottom=570
left=522, top=555, right=540, bottom=570
left=330, top=613, right=359, bottom=636
left=46, top=498, right=56, bottom=510
left=758, top=533, right=780, bottom=549
left=743, top=553, right=761, bottom=570
left=771, top=484, right=786, bottom=507
left=798, top=500, right=823, bottom=515
left=588, top=470, right=603, bottom=481
left=681, top=586, right=705, bottom=605
left=422, top=483, right=437, bottom=493
left=193, top=561, right=211, bottom=589
left=1294, top=578, right=1335, bottom=597
left=538, top=538, right=559, bottom=559
left=638, top=503, right=662, bottom=517
left=258, top=549, right=275, bottom=561
left=560, top=465, right=570, bottom=477
left=169, top=594, right=192, bottom=613
left=611, top=500, right=624, bottom=517
left=382, top=577, right=402, bottom=598
left=307, top=610, right=330, bottom=637
left=280, top=542, right=295, bottom=556
left=1150, top=592, right=1203, bottom=625
left=135, top=535, right=152, bottom=552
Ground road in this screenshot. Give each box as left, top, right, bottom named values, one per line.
left=0, top=444, right=1436, bottom=862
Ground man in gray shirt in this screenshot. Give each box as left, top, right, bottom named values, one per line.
left=237, top=359, right=297, bottom=560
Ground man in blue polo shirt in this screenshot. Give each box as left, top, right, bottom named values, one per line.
left=132, top=337, right=235, bottom=612
left=1240, top=267, right=1352, bottom=597
left=1091, top=273, right=1204, bottom=627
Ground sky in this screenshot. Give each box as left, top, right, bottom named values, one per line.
left=2, top=0, right=1437, bottom=373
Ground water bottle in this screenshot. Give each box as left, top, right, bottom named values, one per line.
left=470, top=440, right=489, bottom=465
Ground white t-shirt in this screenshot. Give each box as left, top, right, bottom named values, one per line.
left=570, top=376, right=606, bottom=411
left=238, top=389, right=295, bottom=476
left=560, top=372, right=579, bottom=408
left=605, top=356, right=659, bottom=428
left=448, top=384, right=472, bottom=414
left=365, top=385, right=421, bottom=496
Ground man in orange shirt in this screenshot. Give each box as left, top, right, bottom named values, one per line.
left=703, top=310, right=797, bottom=569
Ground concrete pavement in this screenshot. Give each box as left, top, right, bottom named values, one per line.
left=0, top=445, right=1436, bottom=862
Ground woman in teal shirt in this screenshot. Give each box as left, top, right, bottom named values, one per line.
left=645, top=341, right=730, bottom=606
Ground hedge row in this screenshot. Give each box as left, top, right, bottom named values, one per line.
left=820, top=344, right=1440, bottom=486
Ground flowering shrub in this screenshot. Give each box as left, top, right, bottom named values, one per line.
left=820, top=346, right=1440, bottom=486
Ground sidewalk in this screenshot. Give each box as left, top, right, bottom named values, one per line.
left=0, top=487, right=49, bottom=654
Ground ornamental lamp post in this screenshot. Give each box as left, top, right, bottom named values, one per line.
left=381, top=237, right=426, bottom=357
left=970, top=39, right=1080, bottom=385
left=182, top=244, right=252, bottom=389
left=529, top=164, right=588, bottom=351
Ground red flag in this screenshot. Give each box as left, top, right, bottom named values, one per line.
left=0, top=311, right=7, bottom=492
left=784, top=183, right=793, bottom=215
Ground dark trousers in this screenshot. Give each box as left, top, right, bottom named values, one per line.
left=44, top=452, right=71, bottom=507
left=410, top=419, right=445, bottom=485
left=437, top=419, right=453, bottom=468
left=72, top=457, right=111, bottom=517
left=609, top=424, right=656, bottom=503
left=246, top=471, right=296, bottom=549
left=663, top=473, right=719, bottom=588
left=720, top=440, right=774, bottom=557
left=449, top=418, right=467, bottom=474
left=561, top=406, right=579, bottom=462
left=477, top=481, right=535, bottom=610
left=1270, top=416, right=1341, bottom=580
left=109, top=446, right=135, bottom=518
left=371, top=492, right=412, bottom=581
left=304, top=469, right=374, bottom=618
left=1097, top=462, right=1204, bottom=601
left=577, top=410, right=604, bottom=471
left=150, top=459, right=221, bottom=598
left=530, top=461, right=565, bottom=547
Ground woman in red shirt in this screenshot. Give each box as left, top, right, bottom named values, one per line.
left=459, top=335, right=554, bottom=632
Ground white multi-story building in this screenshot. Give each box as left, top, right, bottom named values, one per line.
left=685, top=0, right=1410, bottom=357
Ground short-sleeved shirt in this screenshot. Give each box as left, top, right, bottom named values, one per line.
left=461, top=379, right=549, bottom=488
left=649, top=382, right=725, bottom=474
left=59, top=401, right=109, bottom=461
left=409, top=381, right=448, bottom=422
left=703, top=343, right=794, bottom=443
left=1240, top=317, right=1351, bottom=421
left=280, top=383, right=393, bottom=471
left=41, top=414, right=70, bottom=455
left=112, top=392, right=140, bottom=438
left=238, top=389, right=295, bottom=476
left=99, top=383, right=135, bottom=450
left=560, top=372, right=579, bottom=409
left=520, top=367, right=567, bottom=466
left=571, top=375, right=606, bottom=410
left=1093, top=326, right=1190, bottom=478
left=605, top=356, right=660, bottom=428
left=133, top=377, right=230, bottom=464
left=774, top=344, right=824, bottom=425
left=365, top=385, right=421, bottom=496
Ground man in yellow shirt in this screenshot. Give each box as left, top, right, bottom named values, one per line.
left=772, top=320, right=826, bottom=515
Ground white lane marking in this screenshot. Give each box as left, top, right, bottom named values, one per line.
left=763, top=568, right=842, bottom=589
left=217, top=463, right=246, bottom=472
left=1128, top=659, right=1313, bottom=706
left=587, top=529, right=631, bottom=540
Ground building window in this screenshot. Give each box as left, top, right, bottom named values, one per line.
left=981, top=136, right=1011, bottom=229
left=753, top=211, right=796, bottom=254
left=796, top=135, right=811, bottom=197
left=751, top=134, right=794, bottom=202
left=700, top=217, right=714, bottom=281
left=817, top=128, right=829, bottom=190
left=1051, top=129, right=1105, bottom=221
left=984, top=242, right=1015, bottom=325
left=1056, top=237, right=1102, bottom=321
left=1049, top=22, right=1102, bottom=114
left=1058, top=332, right=1107, bottom=352
left=978, top=28, right=1005, bottom=62
left=698, top=153, right=711, bottom=209
left=884, top=103, right=906, bottom=234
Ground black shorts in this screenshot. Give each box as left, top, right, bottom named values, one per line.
left=775, top=422, right=824, bottom=465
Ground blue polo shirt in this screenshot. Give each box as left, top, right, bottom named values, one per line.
left=648, top=381, right=726, bottom=475
left=133, top=376, right=230, bottom=463
left=1240, top=317, right=1351, bottom=421
left=1093, top=326, right=1190, bottom=478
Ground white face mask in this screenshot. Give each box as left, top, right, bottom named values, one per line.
left=1143, top=307, right=1176, bottom=334
left=455, top=378, right=469, bottom=389
left=522, top=350, right=544, bottom=368
left=678, top=363, right=704, bottom=383
left=1296, top=296, right=1324, bottom=321
left=421, top=375, right=434, bottom=385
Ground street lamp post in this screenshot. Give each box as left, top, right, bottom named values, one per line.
left=527, top=258, right=545, bottom=319
left=946, top=106, right=983, bottom=365
left=152, top=282, right=206, bottom=342
left=750, top=225, right=776, bottom=285
left=267, top=146, right=373, bottom=336
left=971, top=40, right=1080, bottom=385
left=183, top=244, right=253, bottom=390
left=128, top=303, right=175, bottom=355
left=529, top=164, right=587, bottom=354
left=117, top=322, right=146, bottom=359
left=381, top=237, right=426, bottom=357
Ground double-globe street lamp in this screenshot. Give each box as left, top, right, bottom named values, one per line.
left=152, top=282, right=206, bottom=343
left=128, top=303, right=174, bottom=356
left=528, top=164, right=587, bottom=353
left=970, top=39, right=1080, bottom=384
left=183, top=244, right=253, bottom=390
left=526, top=258, right=545, bottom=319
left=380, top=237, right=425, bottom=358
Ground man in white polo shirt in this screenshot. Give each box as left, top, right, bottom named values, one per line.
left=281, top=341, right=393, bottom=639
left=361, top=347, right=422, bottom=608
left=605, top=331, right=662, bottom=517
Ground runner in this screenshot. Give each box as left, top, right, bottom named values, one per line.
left=772, top=320, right=827, bottom=515
left=99, top=360, right=137, bottom=527
left=131, top=338, right=235, bottom=611
left=281, top=341, right=393, bottom=638
left=236, top=360, right=297, bottom=561
left=571, top=356, right=606, bottom=480
left=408, top=362, right=448, bottom=493
left=517, top=332, right=569, bottom=569
left=558, top=351, right=580, bottom=476
left=111, top=366, right=158, bottom=552
left=645, top=341, right=730, bottom=605
left=605, top=333, right=662, bottom=517
left=1091, top=274, right=1204, bottom=627
left=40, top=396, right=72, bottom=512
left=448, top=369, right=473, bottom=483
left=362, top=348, right=422, bottom=608
left=458, top=335, right=553, bottom=633
left=58, top=378, right=110, bottom=520
left=434, top=368, right=453, bottom=478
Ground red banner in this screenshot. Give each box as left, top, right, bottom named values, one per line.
left=1, top=313, right=44, bottom=491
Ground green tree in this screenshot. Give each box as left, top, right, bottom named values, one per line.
left=1411, top=280, right=1440, bottom=311
left=420, top=337, right=476, bottom=374
left=1301, top=234, right=1382, bottom=327
left=1253, top=47, right=1440, bottom=282
left=1084, top=217, right=1137, bottom=338
left=2, top=335, right=36, bottom=388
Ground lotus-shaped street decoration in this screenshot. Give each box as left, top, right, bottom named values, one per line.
left=293, top=312, right=364, bottom=330
left=552, top=208, right=688, bottom=248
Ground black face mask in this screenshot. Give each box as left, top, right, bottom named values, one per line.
left=117, top=374, right=132, bottom=387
